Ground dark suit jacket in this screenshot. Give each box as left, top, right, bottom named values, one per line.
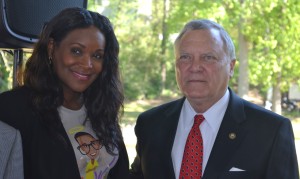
left=0, top=86, right=129, bottom=179
left=130, top=88, right=299, bottom=179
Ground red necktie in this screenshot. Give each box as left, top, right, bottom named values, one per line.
left=179, top=114, right=205, bottom=179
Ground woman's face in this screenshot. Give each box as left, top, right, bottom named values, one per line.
left=49, top=26, right=105, bottom=95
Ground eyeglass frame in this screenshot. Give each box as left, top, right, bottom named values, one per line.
left=77, top=140, right=103, bottom=155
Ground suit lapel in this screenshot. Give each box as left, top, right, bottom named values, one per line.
left=203, top=89, right=247, bottom=179
left=160, top=98, right=185, bottom=178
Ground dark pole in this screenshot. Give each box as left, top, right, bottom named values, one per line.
left=12, top=49, right=23, bottom=87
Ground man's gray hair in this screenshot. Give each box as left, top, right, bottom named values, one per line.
left=174, top=19, right=236, bottom=60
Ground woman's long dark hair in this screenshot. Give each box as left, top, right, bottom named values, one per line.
left=23, top=7, right=124, bottom=154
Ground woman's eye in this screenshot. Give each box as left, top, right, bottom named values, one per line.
left=93, top=53, right=104, bottom=60
left=71, top=48, right=82, bottom=56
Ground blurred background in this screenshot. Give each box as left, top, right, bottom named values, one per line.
left=0, top=0, right=300, bottom=166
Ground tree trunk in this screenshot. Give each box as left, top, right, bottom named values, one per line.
left=271, top=84, right=282, bottom=114
left=160, top=0, right=168, bottom=94
left=271, top=75, right=282, bottom=114
left=237, top=17, right=249, bottom=99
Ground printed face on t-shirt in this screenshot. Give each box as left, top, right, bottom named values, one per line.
left=75, top=133, right=101, bottom=160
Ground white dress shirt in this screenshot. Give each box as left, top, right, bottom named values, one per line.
left=171, top=89, right=230, bottom=179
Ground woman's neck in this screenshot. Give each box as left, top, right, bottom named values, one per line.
left=63, top=91, right=83, bottom=110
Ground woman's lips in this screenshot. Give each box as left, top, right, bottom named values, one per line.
left=72, top=71, right=90, bottom=80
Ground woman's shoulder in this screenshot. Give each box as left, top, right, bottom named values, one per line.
left=0, top=86, right=33, bottom=128
left=0, top=86, right=32, bottom=107
left=0, top=86, right=31, bottom=98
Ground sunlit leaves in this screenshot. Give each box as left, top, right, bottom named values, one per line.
left=86, top=0, right=300, bottom=100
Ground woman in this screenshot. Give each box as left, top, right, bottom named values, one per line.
left=0, top=7, right=129, bottom=179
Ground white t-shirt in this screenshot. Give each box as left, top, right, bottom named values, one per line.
left=59, top=105, right=118, bottom=179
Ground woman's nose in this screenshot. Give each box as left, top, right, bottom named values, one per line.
left=80, top=55, right=93, bottom=68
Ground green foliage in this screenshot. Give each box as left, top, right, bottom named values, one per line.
left=1, top=0, right=300, bottom=102
left=86, top=0, right=300, bottom=100
left=97, top=0, right=174, bottom=99
left=0, top=51, right=13, bottom=93
left=244, top=0, right=300, bottom=95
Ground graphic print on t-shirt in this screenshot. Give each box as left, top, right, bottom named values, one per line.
left=59, top=106, right=118, bottom=179
left=69, top=125, right=118, bottom=179
left=74, top=132, right=101, bottom=178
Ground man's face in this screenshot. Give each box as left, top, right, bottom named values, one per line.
left=175, top=29, right=235, bottom=112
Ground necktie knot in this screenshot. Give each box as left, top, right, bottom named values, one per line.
left=194, top=114, right=205, bottom=126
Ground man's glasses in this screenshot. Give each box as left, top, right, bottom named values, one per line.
left=77, top=140, right=102, bottom=155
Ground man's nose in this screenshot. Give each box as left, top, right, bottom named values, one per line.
left=190, top=56, right=204, bottom=71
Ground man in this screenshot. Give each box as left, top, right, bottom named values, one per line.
left=0, top=120, right=24, bottom=179
left=129, top=19, right=299, bottom=179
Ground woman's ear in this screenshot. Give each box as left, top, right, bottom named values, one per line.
left=47, top=38, right=54, bottom=58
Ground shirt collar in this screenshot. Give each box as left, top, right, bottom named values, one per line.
left=182, top=89, right=230, bottom=132
left=204, top=89, right=230, bottom=133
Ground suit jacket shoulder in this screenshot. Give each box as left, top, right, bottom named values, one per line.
left=203, top=89, right=299, bottom=179
left=0, top=121, right=24, bottom=179
left=131, top=98, right=185, bottom=179
left=137, top=98, right=185, bottom=123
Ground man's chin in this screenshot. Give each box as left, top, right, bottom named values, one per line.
left=185, top=91, right=208, bottom=99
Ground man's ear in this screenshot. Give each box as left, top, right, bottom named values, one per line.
left=47, top=38, right=54, bottom=58
left=229, top=59, right=236, bottom=77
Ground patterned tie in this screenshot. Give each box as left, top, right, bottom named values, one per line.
left=179, top=114, right=205, bottom=179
